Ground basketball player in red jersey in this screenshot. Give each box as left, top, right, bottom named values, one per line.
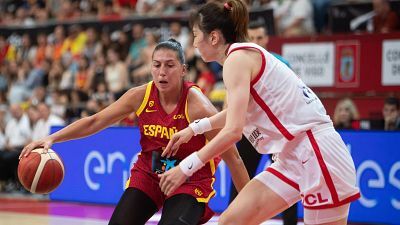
left=159, top=1, right=360, bottom=225
left=20, top=39, right=249, bottom=225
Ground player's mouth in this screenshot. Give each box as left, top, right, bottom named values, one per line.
left=159, top=80, right=168, bottom=84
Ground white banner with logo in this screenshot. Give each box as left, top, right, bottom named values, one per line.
left=283, top=42, right=335, bottom=87
left=382, top=40, right=400, bottom=86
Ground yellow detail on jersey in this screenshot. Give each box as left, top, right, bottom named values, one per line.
left=194, top=188, right=203, bottom=197
left=196, top=178, right=216, bottom=203
left=173, top=114, right=185, bottom=120
left=136, top=81, right=153, bottom=116
left=125, top=178, right=130, bottom=189
left=143, top=124, right=178, bottom=139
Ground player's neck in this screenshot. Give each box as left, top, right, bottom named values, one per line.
left=158, top=85, right=183, bottom=112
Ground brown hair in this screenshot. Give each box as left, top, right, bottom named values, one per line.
left=190, top=0, right=249, bottom=43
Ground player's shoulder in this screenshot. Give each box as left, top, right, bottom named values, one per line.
left=187, top=87, right=217, bottom=121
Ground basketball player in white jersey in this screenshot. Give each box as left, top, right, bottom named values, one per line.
left=159, top=1, right=360, bottom=225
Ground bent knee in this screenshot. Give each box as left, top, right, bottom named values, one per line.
left=219, top=211, right=241, bottom=225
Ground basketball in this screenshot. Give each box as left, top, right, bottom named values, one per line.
left=18, top=148, right=65, bottom=194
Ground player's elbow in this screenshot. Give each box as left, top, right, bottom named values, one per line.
left=223, top=128, right=242, bottom=143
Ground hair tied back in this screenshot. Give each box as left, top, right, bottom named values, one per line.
left=224, top=2, right=232, bottom=11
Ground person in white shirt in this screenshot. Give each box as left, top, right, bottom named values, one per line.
left=0, top=103, right=31, bottom=189
left=32, top=103, right=65, bottom=141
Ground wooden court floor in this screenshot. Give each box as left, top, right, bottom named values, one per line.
left=0, top=193, right=306, bottom=225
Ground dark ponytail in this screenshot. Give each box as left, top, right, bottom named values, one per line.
left=190, top=0, right=249, bottom=43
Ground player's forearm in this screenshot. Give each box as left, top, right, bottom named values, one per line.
left=197, top=127, right=242, bottom=169
left=209, top=109, right=227, bottom=129
left=49, top=116, right=108, bottom=143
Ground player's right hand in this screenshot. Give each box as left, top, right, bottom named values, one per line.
left=19, top=137, right=54, bottom=159
left=162, top=127, right=194, bottom=158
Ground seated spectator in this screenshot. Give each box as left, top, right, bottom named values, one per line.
left=382, top=97, right=400, bottom=130
left=333, top=98, right=360, bottom=129
left=105, top=47, right=129, bottom=96
left=372, top=0, right=399, bottom=33
left=272, top=0, right=315, bottom=37
left=0, top=104, right=31, bottom=191
left=32, top=102, right=65, bottom=141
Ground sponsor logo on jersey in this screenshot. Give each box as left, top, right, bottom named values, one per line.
left=248, top=128, right=264, bottom=148
left=145, top=101, right=157, bottom=112
left=173, top=114, right=185, bottom=120
left=301, top=192, right=329, bottom=205
left=143, top=124, right=178, bottom=139
left=300, top=85, right=318, bottom=104
left=194, top=188, right=203, bottom=197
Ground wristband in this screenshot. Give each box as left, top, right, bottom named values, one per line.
left=189, top=118, right=212, bottom=136
left=179, top=152, right=205, bottom=176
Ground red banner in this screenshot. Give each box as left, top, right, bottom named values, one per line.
left=335, top=41, right=360, bottom=88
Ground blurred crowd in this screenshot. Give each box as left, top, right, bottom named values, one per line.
left=0, top=0, right=399, bottom=193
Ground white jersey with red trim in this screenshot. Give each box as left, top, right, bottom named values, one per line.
left=227, top=43, right=332, bottom=154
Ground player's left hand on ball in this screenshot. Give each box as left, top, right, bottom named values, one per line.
left=159, top=166, right=188, bottom=196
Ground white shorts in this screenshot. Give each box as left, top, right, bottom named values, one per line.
left=255, top=124, right=360, bottom=224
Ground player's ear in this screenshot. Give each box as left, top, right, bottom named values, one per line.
left=181, top=64, right=187, bottom=78
left=209, top=30, right=220, bottom=46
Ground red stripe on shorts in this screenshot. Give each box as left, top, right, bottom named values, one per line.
left=306, top=130, right=340, bottom=204
left=267, top=167, right=300, bottom=191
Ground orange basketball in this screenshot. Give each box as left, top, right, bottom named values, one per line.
left=18, top=148, right=64, bottom=194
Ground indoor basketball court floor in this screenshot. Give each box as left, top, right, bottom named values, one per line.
left=0, top=193, right=305, bottom=225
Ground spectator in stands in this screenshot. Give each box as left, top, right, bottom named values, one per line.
left=0, top=104, right=31, bottom=190
left=16, top=33, right=36, bottom=64
left=56, top=0, right=81, bottom=21
left=27, top=105, right=41, bottom=139
left=32, top=102, right=65, bottom=141
left=91, top=82, right=114, bottom=108
left=272, top=0, right=315, bottom=37
left=7, top=62, right=31, bottom=104
left=49, top=26, right=66, bottom=62
left=333, top=98, right=360, bottom=130
left=382, top=97, right=400, bottom=131
left=88, top=54, right=107, bottom=91
left=312, top=0, right=330, bottom=33
left=61, top=25, right=87, bottom=60
left=372, top=0, right=399, bottom=33
left=126, top=23, right=148, bottom=69
left=131, top=30, right=159, bottom=86
left=0, top=36, right=17, bottom=64
left=105, top=47, right=129, bottom=96
left=74, top=56, right=91, bottom=92
left=248, top=20, right=290, bottom=67
left=169, top=22, right=189, bottom=51
left=83, top=27, right=101, bottom=62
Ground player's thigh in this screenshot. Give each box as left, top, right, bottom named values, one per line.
left=219, top=178, right=289, bottom=225
left=158, top=194, right=205, bottom=225
left=304, top=203, right=349, bottom=225
left=109, top=188, right=158, bottom=225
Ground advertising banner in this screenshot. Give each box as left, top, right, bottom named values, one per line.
left=382, top=40, right=400, bottom=86
left=282, top=43, right=335, bottom=87
left=50, top=127, right=400, bottom=224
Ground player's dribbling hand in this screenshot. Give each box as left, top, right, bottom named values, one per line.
left=162, top=127, right=194, bottom=158
left=159, top=166, right=188, bottom=196
left=19, top=137, right=54, bottom=159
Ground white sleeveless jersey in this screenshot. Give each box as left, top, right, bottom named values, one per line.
left=227, top=43, right=332, bottom=154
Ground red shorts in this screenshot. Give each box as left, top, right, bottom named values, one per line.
left=128, top=166, right=216, bottom=224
